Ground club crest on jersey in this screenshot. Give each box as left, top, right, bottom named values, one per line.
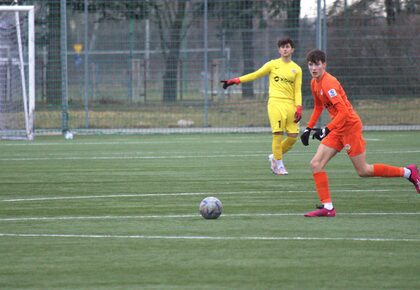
left=344, top=144, right=351, bottom=154
left=328, top=89, right=337, bottom=98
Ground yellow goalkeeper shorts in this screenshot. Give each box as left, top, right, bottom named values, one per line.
left=267, top=99, right=299, bottom=134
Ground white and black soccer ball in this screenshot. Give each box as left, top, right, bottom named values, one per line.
left=199, top=196, right=222, bottom=219
left=64, top=131, right=73, bottom=140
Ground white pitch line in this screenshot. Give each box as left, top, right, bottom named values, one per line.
left=0, top=137, right=387, bottom=147
left=0, top=214, right=201, bottom=221
left=1, top=191, right=227, bottom=202
left=0, top=139, right=270, bottom=147
left=0, top=212, right=419, bottom=222
left=0, top=233, right=418, bottom=242
left=2, top=149, right=420, bottom=161
left=1, top=188, right=411, bottom=202
left=0, top=153, right=266, bottom=161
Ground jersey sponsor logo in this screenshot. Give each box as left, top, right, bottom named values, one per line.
left=328, top=89, right=337, bottom=98
left=292, top=69, right=296, bottom=74
left=273, top=75, right=294, bottom=84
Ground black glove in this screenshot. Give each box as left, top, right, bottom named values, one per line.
left=300, top=127, right=312, bottom=146
left=312, top=127, right=330, bottom=141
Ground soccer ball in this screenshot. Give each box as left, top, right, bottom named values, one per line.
left=199, top=196, right=223, bottom=219
left=64, top=131, right=73, bottom=140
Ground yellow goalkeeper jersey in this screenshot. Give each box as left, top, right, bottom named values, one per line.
left=239, top=58, right=302, bottom=105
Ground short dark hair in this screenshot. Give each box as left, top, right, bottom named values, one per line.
left=306, top=49, right=326, bottom=63
left=277, top=37, right=294, bottom=48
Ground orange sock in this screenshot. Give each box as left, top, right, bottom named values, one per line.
left=373, top=164, right=404, bottom=177
left=313, top=171, right=332, bottom=203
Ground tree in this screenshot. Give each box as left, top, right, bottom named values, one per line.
left=70, top=0, right=189, bottom=103
left=209, top=1, right=262, bottom=99
left=211, top=0, right=301, bottom=99
left=152, top=0, right=189, bottom=102
left=326, top=0, right=419, bottom=99
left=47, top=0, right=304, bottom=103
left=269, top=0, right=301, bottom=53
left=238, top=0, right=256, bottom=99
left=385, top=0, right=418, bottom=24
left=286, top=0, right=301, bottom=43
left=385, top=0, right=398, bottom=25
left=46, top=0, right=62, bottom=105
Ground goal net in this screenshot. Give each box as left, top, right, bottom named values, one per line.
left=0, top=6, right=34, bottom=140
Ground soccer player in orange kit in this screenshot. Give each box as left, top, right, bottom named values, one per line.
left=300, top=49, right=420, bottom=217
left=221, top=38, right=302, bottom=175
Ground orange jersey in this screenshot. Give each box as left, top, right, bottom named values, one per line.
left=307, top=72, right=361, bottom=134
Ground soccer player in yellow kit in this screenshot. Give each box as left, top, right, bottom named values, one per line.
left=221, top=37, right=302, bottom=175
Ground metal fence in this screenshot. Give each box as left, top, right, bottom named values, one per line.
left=12, top=0, right=420, bottom=133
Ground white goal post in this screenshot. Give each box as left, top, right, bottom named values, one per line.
left=0, top=5, right=35, bottom=140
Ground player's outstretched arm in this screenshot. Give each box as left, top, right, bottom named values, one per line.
left=220, top=78, right=240, bottom=89
left=222, top=62, right=270, bottom=89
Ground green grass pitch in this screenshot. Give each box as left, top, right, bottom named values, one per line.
left=0, top=131, right=419, bottom=289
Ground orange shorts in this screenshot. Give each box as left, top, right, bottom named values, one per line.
left=321, top=121, right=365, bottom=157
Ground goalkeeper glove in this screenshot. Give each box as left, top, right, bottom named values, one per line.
left=294, top=105, right=302, bottom=123
left=300, top=127, right=312, bottom=146
left=221, top=78, right=240, bottom=89
left=312, top=127, right=330, bottom=141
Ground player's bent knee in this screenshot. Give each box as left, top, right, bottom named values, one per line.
left=310, top=159, right=322, bottom=172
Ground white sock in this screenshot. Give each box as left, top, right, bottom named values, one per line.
left=277, top=159, right=285, bottom=168
left=403, top=167, right=411, bottom=179
left=323, top=202, right=333, bottom=210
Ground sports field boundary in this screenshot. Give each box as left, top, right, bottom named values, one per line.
left=0, top=233, right=419, bottom=243
left=1, top=212, right=419, bottom=222
left=32, top=125, right=420, bottom=136
left=1, top=188, right=415, bottom=202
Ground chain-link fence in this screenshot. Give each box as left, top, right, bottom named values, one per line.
left=7, top=0, right=420, bottom=134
